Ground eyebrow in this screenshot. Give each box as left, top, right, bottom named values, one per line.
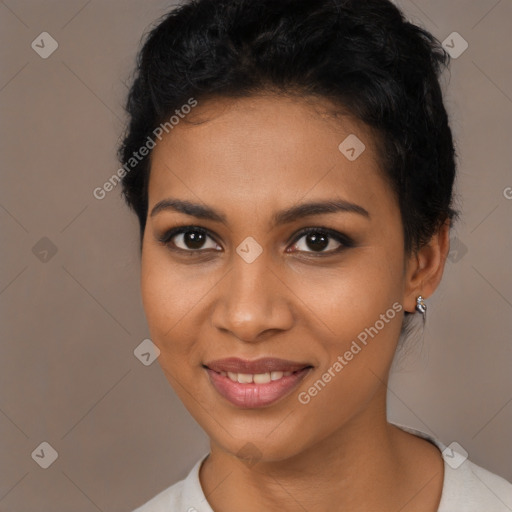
left=150, top=197, right=370, bottom=226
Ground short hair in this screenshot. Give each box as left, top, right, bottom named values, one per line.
left=118, top=0, right=457, bottom=252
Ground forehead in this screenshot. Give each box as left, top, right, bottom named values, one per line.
left=148, top=95, right=392, bottom=215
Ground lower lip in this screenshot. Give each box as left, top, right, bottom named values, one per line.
left=205, top=368, right=311, bottom=409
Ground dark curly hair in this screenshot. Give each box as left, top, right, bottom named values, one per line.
left=118, top=0, right=457, bottom=252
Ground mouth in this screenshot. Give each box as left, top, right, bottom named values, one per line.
left=203, top=357, right=313, bottom=408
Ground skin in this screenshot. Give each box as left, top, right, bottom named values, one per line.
left=141, top=94, right=451, bottom=511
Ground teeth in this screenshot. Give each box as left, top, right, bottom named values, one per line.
left=237, top=373, right=253, bottom=384
left=222, top=371, right=293, bottom=383
left=253, top=372, right=271, bottom=384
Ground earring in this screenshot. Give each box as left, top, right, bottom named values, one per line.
left=416, top=295, right=427, bottom=314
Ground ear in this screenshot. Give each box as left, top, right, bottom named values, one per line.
left=403, top=219, right=451, bottom=313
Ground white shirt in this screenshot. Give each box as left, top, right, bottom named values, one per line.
left=133, top=424, right=512, bottom=511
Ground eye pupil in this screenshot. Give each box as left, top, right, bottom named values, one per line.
left=306, top=232, right=329, bottom=252
left=185, top=231, right=206, bottom=249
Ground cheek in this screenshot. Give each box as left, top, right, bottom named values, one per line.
left=140, top=247, right=211, bottom=415
left=289, top=248, right=404, bottom=409
left=140, top=246, right=201, bottom=354
left=140, top=242, right=228, bottom=373
left=289, top=245, right=404, bottom=345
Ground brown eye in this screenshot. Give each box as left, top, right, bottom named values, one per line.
left=160, top=227, right=221, bottom=252
left=179, top=230, right=208, bottom=250
left=289, top=228, right=352, bottom=255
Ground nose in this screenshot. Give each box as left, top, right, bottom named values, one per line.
left=210, top=253, right=295, bottom=343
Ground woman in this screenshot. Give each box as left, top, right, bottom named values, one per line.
left=119, top=0, right=512, bottom=510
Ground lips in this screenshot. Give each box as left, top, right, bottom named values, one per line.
left=204, top=357, right=312, bottom=408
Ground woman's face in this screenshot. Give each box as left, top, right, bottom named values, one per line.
left=141, top=95, right=410, bottom=461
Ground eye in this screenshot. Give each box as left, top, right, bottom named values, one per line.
left=288, top=227, right=353, bottom=254
left=158, top=225, right=353, bottom=256
left=158, top=226, right=221, bottom=253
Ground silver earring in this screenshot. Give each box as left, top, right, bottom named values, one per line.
left=416, top=295, right=426, bottom=314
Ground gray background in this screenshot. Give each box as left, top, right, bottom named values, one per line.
left=1, top=1, right=511, bottom=511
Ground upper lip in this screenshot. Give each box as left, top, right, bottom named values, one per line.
left=204, top=357, right=312, bottom=374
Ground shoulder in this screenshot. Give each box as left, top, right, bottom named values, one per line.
left=132, top=478, right=185, bottom=512
left=392, top=422, right=512, bottom=511
left=439, top=458, right=512, bottom=511
left=132, top=455, right=212, bottom=512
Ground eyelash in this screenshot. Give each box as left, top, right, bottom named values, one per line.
left=157, top=225, right=355, bottom=257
